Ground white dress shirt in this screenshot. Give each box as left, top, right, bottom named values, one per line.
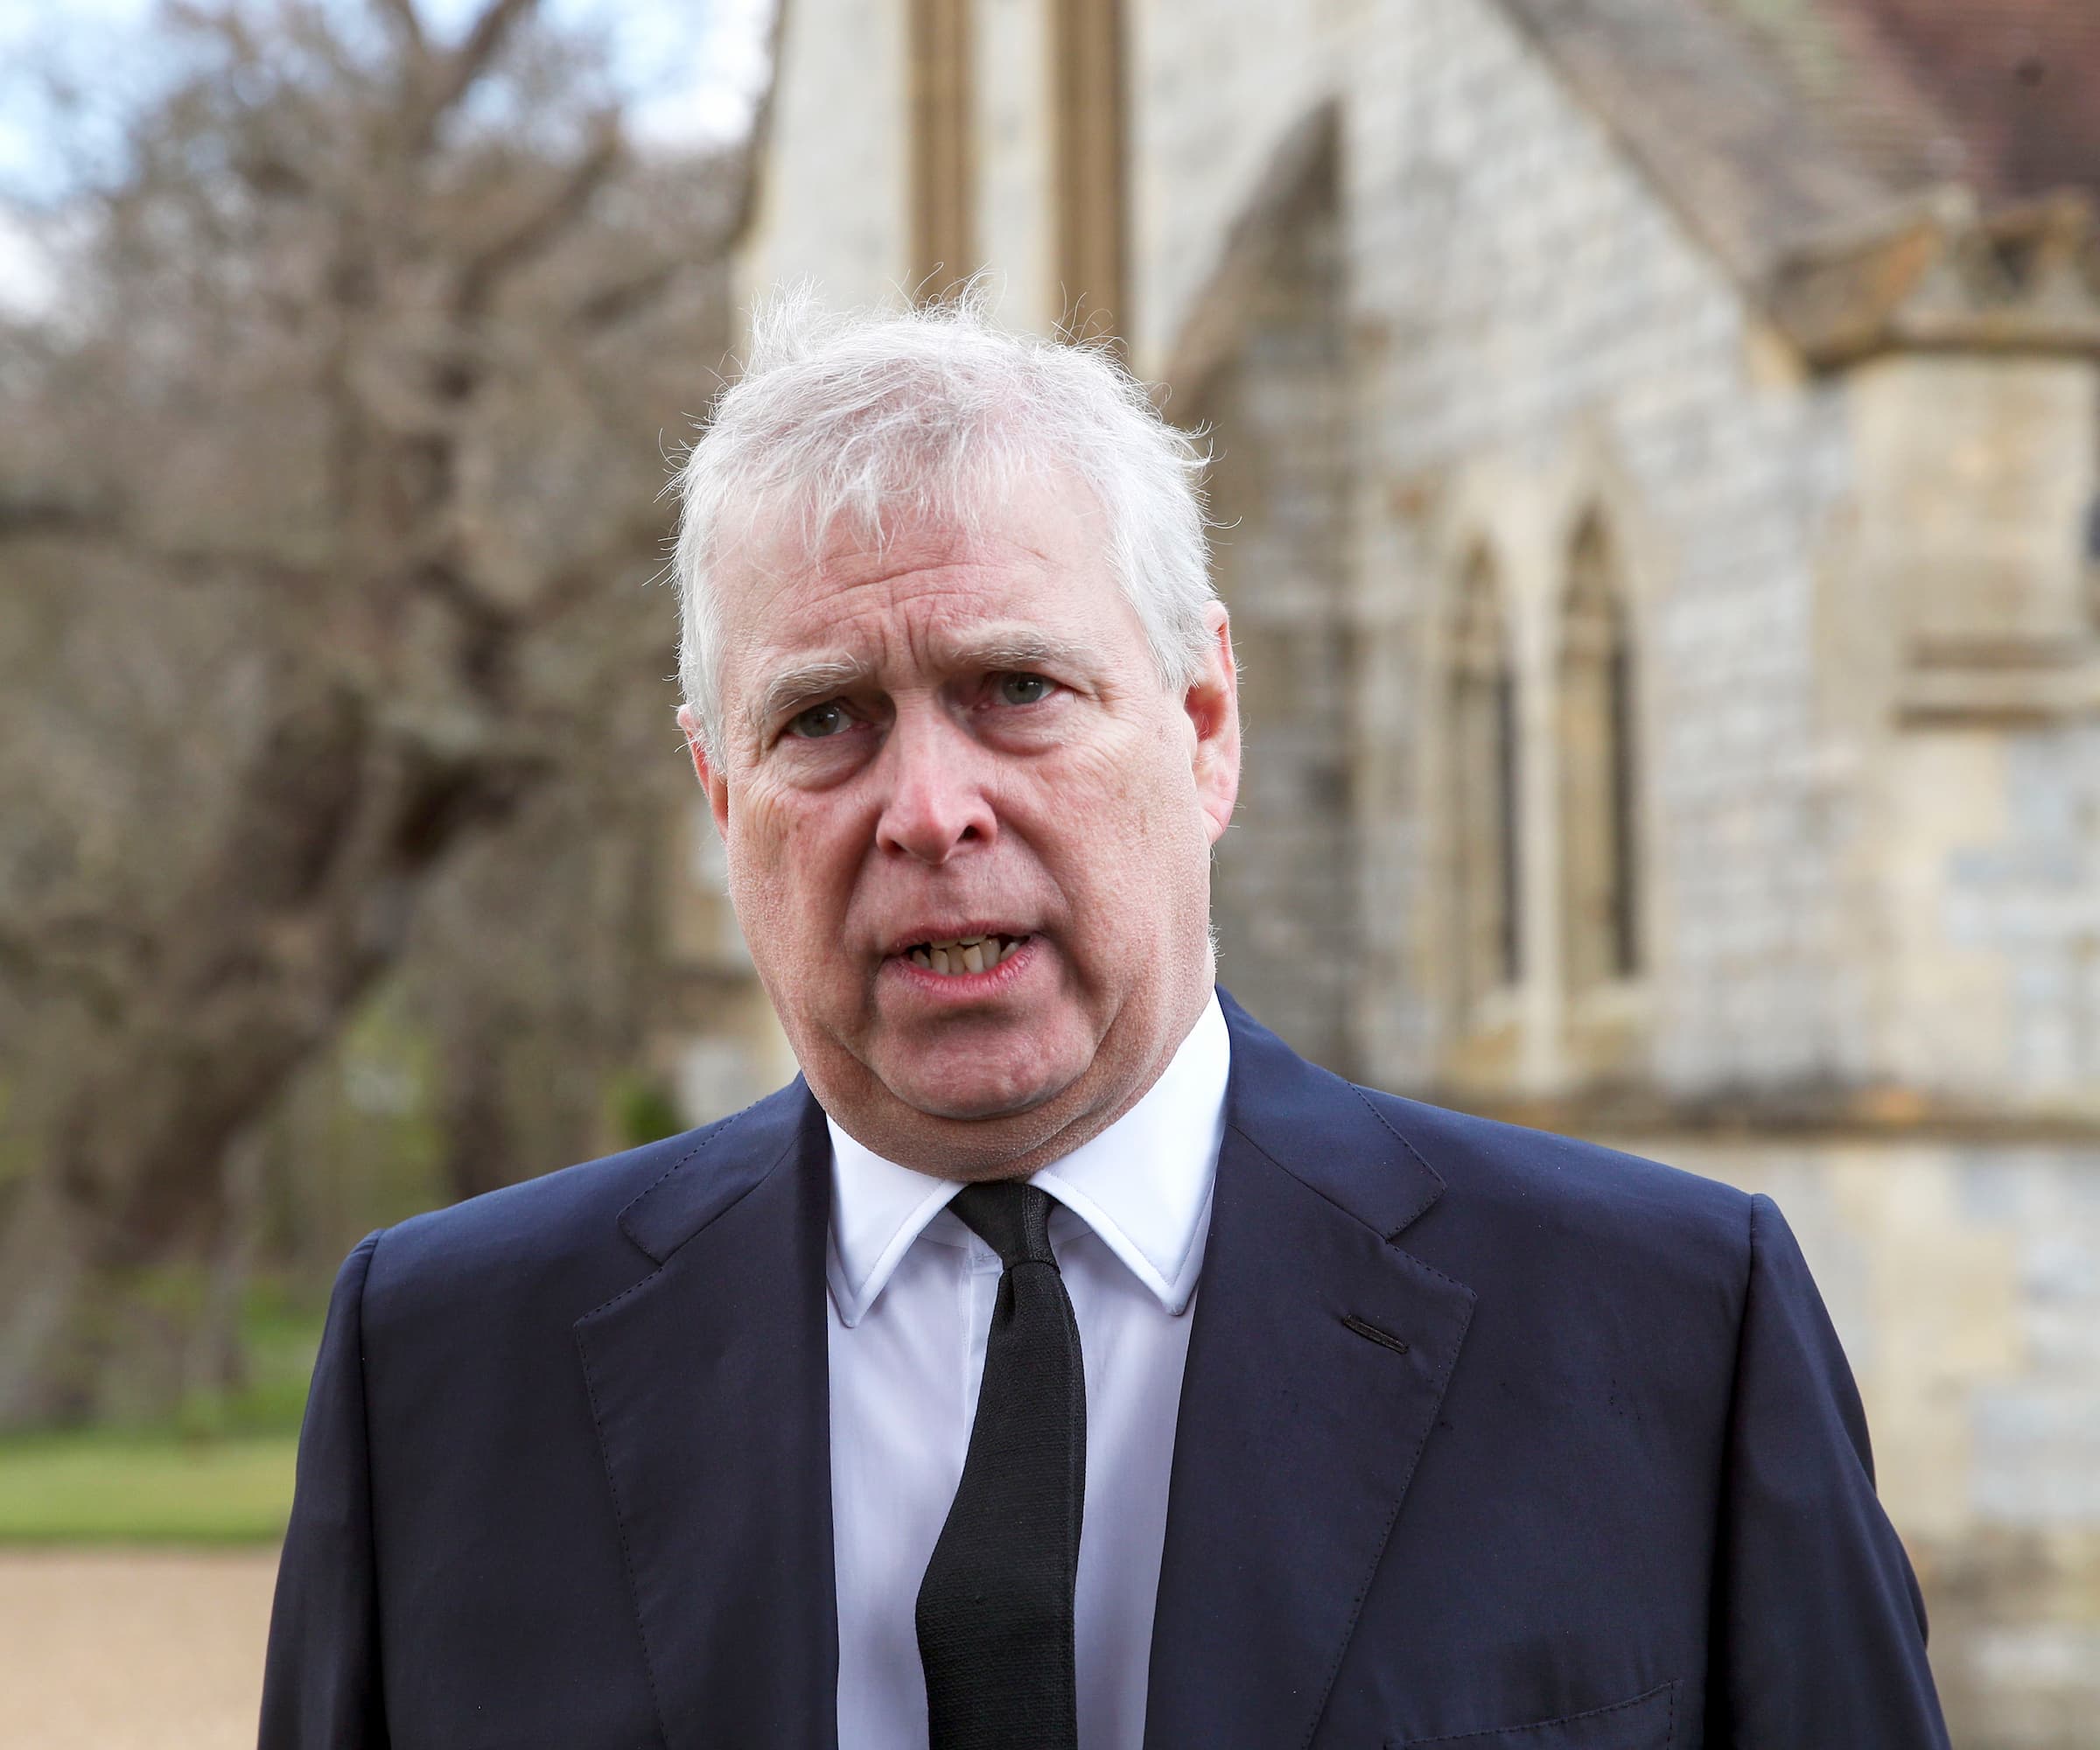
left=826, top=992, right=1231, bottom=1750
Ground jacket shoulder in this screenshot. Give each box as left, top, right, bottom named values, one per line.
left=1362, top=1084, right=1754, bottom=1284
left=1219, top=989, right=1751, bottom=1278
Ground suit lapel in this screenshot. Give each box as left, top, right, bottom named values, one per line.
left=1144, top=998, right=1477, bottom=1750
left=574, top=1083, right=838, bottom=1750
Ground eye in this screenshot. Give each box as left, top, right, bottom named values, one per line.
left=787, top=700, right=852, bottom=739
left=995, top=673, right=1054, bottom=706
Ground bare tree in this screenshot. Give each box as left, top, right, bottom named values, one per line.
left=0, top=0, right=733, bottom=1426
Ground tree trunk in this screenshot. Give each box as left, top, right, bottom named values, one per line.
left=0, top=1138, right=251, bottom=1428
left=0, top=686, right=529, bottom=1430
left=438, top=998, right=522, bottom=1203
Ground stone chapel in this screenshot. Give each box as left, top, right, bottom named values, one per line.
left=667, top=2, right=2100, bottom=1740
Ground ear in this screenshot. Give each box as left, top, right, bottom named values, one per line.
left=676, top=704, right=732, bottom=836
left=1186, top=602, right=1240, bottom=845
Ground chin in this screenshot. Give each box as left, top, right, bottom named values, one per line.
left=891, top=1071, right=1064, bottom=1124
left=880, top=1043, right=1082, bottom=1125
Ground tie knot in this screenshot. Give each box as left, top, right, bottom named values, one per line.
left=950, top=1180, right=1059, bottom=1270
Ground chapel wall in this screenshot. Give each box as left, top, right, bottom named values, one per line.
left=734, top=0, right=913, bottom=312
left=976, top=0, right=1058, bottom=331
left=1336, top=0, right=1866, bottom=1105
left=1182, top=145, right=1357, bottom=1070
left=1120, top=0, right=1329, bottom=374
left=1870, top=724, right=2100, bottom=1116
left=1829, top=354, right=2100, bottom=1116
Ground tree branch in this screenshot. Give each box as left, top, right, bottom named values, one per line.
left=150, top=542, right=328, bottom=590
left=0, top=491, right=113, bottom=542
left=372, top=0, right=428, bottom=59
left=0, top=494, right=326, bottom=590
left=453, top=115, right=622, bottom=318
left=404, top=0, right=538, bottom=156
left=513, top=504, right=670, bottom=628
left=571, top=257, right=682, bottom=332
left=0, top=912, right=157, bottom=1021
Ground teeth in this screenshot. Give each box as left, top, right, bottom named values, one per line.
left=903, top=933, right=1030, bottom=975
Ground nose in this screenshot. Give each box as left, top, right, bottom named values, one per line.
left=872, top=711, right=998, bottom=865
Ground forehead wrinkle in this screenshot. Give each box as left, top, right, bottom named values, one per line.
left=730, top=522, right=1131, bottom=737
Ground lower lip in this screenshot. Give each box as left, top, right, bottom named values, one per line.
left=885, top=937, right=1040, bottom=999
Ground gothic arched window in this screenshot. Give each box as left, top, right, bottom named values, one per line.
left=1557, top=514, right=1641, bottom=997
left=1448, top=549, right=1522, bottom=1019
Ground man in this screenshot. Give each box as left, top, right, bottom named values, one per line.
left=261, top=298, right=1950, bottom=1748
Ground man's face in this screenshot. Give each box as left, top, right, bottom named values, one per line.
left=681, top=475, right=1239, bottom=1178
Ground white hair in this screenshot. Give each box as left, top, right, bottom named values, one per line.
left=669, top=287, right=1216, bottom=758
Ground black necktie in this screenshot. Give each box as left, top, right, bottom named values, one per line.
left=915, top=1180, right=1087, bottom=1750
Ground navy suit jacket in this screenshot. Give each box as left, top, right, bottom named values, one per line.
left=261, top=992, right=1949, bottom=1748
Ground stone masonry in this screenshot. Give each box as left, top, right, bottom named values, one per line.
left=726, top=0, right=2100, bottom=1738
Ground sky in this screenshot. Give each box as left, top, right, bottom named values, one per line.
left=0, top=0, right=774, bottom=312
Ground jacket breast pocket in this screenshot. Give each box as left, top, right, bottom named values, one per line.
left=1389, top=1679, right=1677, bottom=1749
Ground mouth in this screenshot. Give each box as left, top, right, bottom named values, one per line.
left=890, top=930, right=1033, bottom=978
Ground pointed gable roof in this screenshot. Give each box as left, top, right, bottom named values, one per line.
left=1496, top=0, right=2100, bottom=365
left=1768, top=0, right=2100, bottom=206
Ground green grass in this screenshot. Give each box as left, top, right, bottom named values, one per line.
left=0, top=1430, right=298, bottom=1544
left=0, top=1292, right=319, bottom=1546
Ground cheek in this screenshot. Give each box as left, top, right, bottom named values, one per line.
left=1030, top=733, right=1201, bottom=912
left=725, top=785, right=863, bottom=940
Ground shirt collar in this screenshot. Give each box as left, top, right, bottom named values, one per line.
left=825, top=990, right=1231, bottom=1327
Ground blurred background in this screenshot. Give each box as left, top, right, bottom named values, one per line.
left=0, top=0, right=2095, bottom=1744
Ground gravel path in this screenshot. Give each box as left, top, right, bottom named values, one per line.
left=0, top=1548, right=280, bottom=1749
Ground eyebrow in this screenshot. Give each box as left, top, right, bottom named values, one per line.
left=748, top=656, right=877, bottom=736
left=934, top=629, right=1096, bottom=676
left=744, top=629, right=1101, bottom=736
